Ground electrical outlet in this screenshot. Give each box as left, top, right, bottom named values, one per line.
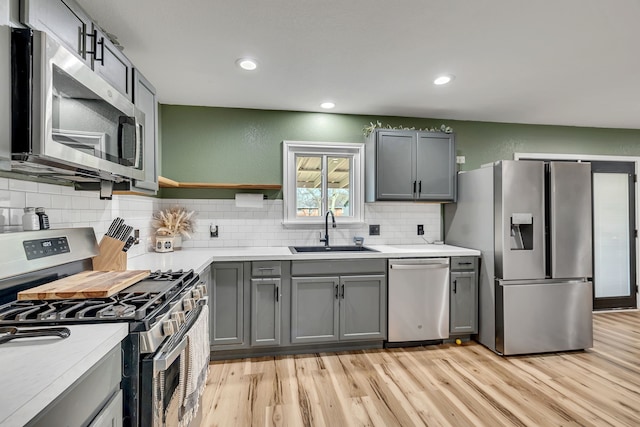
left=417, top=224, right=424, bottom=235
left=456, top=156, right=466, bottom=164
left=369, top=224, right=380, bottom=236
left=210, top=225, right=219, bottom=238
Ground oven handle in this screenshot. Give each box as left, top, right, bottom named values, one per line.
left=152, top=298, right=208, bottom=373
left=153, top=336, right=187, bottom=373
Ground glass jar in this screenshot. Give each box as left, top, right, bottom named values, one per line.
left=22, top=207, right=40, bottom=231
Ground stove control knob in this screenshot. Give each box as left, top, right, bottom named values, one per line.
left=163, top=319, right=178, bottom=336
left=171, top=312, right=185, bottom=326
left=191, top=289, right=202, bottom=299
left=183, top=298, right=195, bottom=311
left=198, top=284, right=208, bottom=296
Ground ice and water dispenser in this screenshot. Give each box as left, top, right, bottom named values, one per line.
left=510, top=213, right=533, bottom=250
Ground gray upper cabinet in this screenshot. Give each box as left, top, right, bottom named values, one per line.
left=22, top=0, right=134, bottom=100
left=210, top=263, right=245, bottom=347
left=130, top=69, right=158, bottom=193
left=415, top=133, right=456, bottom=200
left=291, top=276, right=340, bottom=344
left=366, top=129, right=456, bottom=202
left=339, top=275, right=386, bottom=341
left=91, top=25, right=132, bottom=100
left=450, top=257, right=478, bottom=335
left=22, top=0, right=91, bottom=62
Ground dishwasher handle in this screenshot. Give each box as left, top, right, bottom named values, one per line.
left=390, top=263, right=449, bottom=270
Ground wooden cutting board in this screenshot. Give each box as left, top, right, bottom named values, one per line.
left=17, top=270, right=151, bottom=300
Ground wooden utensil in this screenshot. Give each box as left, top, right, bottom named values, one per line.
left=17, top=270, right=150, bottom=300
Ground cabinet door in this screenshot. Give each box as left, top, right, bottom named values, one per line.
left=251, top=278, right=281, bottom=346
left=416, top=133, right=456, bottom=201
left=450, top=271, right=478, bottom=335
left=210, top=263, right=244, bottom=346
left=92, top=26, right=132, bottom=99
left=22, top=0, right=91, bottom=61
left=340, top=275, right=387, bottom=341
left=131, top=69, right=158, bottom=193
left=291, top=276, right=339, bottom=344
left=376, top=131, right=416, bottom=200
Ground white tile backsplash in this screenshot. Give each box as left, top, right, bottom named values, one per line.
left=159, top=198, right=443, bottom=248
left=1, top=177, right=444, bottom=258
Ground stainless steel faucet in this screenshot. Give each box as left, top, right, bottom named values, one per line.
left=320, top=210, right=336, bottom=246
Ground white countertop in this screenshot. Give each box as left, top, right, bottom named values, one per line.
left=0, top=323, right=128, bottom=427
left=128, top=244, right=481, bottom=273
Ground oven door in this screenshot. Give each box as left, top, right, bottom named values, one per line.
left=140, top=300, right=209, bottom=427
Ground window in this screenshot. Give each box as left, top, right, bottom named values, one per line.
left=283, top=141, right=364, bottom=226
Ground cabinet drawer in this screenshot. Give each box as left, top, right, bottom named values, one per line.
left=451, top=257, right=477, bottom=271
left=292, top=259, right=386, bottom=276
left=251, top=261, right=282, bottom=277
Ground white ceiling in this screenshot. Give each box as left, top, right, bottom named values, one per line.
left=76, top=0, right=640, bottom=129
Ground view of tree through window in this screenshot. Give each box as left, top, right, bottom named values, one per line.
left=295, top=155, right=351, bottom=217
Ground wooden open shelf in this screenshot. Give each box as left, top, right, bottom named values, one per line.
left=158, top=176, right=281, bottom=190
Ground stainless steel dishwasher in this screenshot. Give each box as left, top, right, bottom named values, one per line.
left=388, top=258, right=450, bottom=343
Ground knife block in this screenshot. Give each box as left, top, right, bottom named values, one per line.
left=92, top=236, right=127, bottom=271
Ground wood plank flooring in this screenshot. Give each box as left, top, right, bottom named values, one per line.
left=200, top=310, right=640, bottom=426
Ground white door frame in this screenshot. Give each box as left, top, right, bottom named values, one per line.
left=514, top=152, right=640, bottom=309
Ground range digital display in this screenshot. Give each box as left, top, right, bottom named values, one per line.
left=23, top=237, right=70, bottom=260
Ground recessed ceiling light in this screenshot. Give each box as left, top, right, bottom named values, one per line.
left=434, top=74, right=455, bottom=85
left=236, top=58, right=258, bottom=71
left=320, top=102, right=335, bottom=109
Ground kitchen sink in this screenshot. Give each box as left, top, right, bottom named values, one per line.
left=289, top=245, right=378, bottom=254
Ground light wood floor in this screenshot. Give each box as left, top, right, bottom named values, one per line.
left=201, top=311, right=640, bottom=426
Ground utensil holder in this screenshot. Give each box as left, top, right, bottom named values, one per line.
left=92, top=236, right=127, bottom=271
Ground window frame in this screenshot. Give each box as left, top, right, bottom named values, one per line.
left=282, top=140, right=365, bottom=227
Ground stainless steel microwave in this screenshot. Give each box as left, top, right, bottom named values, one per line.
left=10, top=28, right=145, bottom=183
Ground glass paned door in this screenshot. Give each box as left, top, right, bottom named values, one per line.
left=591, top=161, right=637, bottom=310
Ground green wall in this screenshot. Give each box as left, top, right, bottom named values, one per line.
left=159, top=105, right=640, bottom=198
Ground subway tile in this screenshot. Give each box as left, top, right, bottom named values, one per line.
left=0, top=178, right=8, bottom=190
left=25, top=193, right=52, bottom=209
left=9, top=180, right=38, bottom=192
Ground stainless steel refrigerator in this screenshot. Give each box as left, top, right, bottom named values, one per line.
left=445, top=160, right=593, bottom=355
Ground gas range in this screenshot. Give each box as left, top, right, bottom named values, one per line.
left=0, top=269, right=206, bottom=353
left=0, top=229, right=210, bottom=426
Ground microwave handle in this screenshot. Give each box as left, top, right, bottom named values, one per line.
left=117, top=115, right=142, bottom=168
left=135, top=119, right=143, bottom=169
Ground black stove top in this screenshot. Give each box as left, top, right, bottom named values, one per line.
left=0, top=270, right=196, bottom=329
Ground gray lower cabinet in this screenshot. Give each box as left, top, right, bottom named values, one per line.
left=210, top=262, right=245, bottom=347
left=291, top=265, right=387, bottom=345
left=340, top=275, right=387, bottom=341
left=450, top=257, right=479, bottom=335
left=251, top=277, right=281, bottom=346
left=291, top=276, right=340, bottom=344
left=30, top=345, right=122, bottom=427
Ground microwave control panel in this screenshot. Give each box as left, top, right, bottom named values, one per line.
left=23, top=237, right=70, bottom=260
